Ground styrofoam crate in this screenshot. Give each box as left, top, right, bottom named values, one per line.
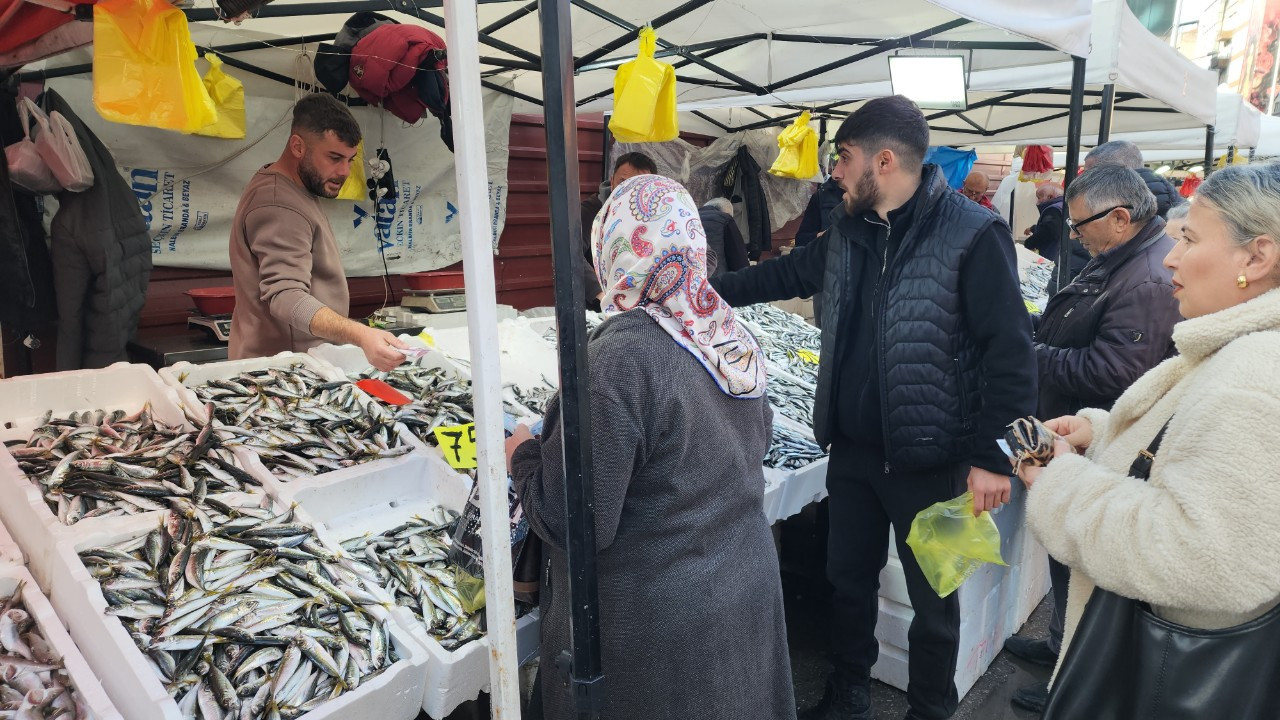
left=761, top=468, right=787, bottom=525
left=287, top=454, right=538, bottom=719
left=871, top=487, right=1048, bottom=701
left=0, top=508, right=24, bottom=569
left=775, top=457, right=829, bottom=522
left=160, top=351, right=427, bottom=499
left=0, top=363, right=192, bottom=587
left=45, top=515, right=428, bottom=720
left=0, top=565, right=122, bottom=720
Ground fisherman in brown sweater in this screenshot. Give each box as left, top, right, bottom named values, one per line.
left=228, top=93, right=406, bottom=371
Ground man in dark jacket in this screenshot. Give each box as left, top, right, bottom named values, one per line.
left=712, top=96, right=1036, bottom=720
left=1084, top=140, right=1183, bottom=218
left=1004, top=164, right=1181, bottom=713
left=698, top=197, right=749, bottom=277
left=579, top=152, right=656, bottom=310
left=795, top=176, right=846, bottom=327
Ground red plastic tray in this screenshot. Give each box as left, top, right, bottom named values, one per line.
left=403, top=270, right=465, bottom=292
left=185, top=287, right=236, bottom=316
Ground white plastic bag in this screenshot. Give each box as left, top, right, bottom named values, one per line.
left=4, top=98, right=60, bottom=193
left=28, top=98, right=94, bottom=192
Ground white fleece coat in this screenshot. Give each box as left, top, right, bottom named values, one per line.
left=1027, top=287, right=1280, bottom=679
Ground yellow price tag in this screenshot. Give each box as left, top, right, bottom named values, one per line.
left=433, top=423, right=477, bottom=469
left=1024, top=300, right=1042, bottom=315
left=417, top=330, right=437, bottom=348
left=795, top=348, right=820, bottom=365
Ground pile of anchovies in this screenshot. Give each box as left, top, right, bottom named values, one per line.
left=0, top=581, right=89, bottom=719
left=764, top=425, right=827, bottom=471
left=4, top=404, right=262, bottom=525
left=81, top=500, right=400, bottom=720
left=1022, top=261, right=1055, bottom=309
left=736, top=303, right=822, bottom=385
left=766, top=371, right=818, bottom=428
left=189, top=364, right=413, bottom=481
left=350, top=361, right=476, bottom=448
left=338, top=510, right=484, bottom=652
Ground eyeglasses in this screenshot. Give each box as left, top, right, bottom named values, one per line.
left=1066, top=204, right=1132, bottom=234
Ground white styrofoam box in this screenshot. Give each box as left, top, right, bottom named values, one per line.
left=0, top=363, right=191, bottom=587
left=46, top=516, right=428, bottom=720
left=161, top=351, right=428, bottom=501
left=0, top=512, right=24, bottom=569
left=871, top=484, right=1050, bottom=700
left=287, top=454, right=537, bottom=719
left=761, top=468, right=786, bottom=525
left=775, top=457, right=829, bottom=523
left=411, top=304, right=518, bottom=332
left=0, top=565, right=122, bottom=720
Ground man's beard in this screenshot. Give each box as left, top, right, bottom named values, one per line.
left=299, top=156, right=341, bottom=199
left=843, top=165, right=880, bottom=215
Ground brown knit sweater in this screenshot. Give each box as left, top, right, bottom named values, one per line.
left=228, top=166, right=350, bottom=359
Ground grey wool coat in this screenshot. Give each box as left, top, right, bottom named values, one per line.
left=511, top=310, right=797, bottom=720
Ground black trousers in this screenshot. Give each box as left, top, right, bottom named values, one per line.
left=1047, top=555, right=1070, bottom=655
left=826, top=442, right=967, bottom=719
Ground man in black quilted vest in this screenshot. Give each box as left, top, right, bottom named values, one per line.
left=712, top=95, right=1036, bottom=720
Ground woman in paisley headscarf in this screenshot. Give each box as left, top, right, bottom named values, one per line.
left=508, top=174, right=796, bottom=720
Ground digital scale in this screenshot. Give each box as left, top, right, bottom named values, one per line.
left=188, top=314, right=232, bottom=342
left=400, top=290, right=467, bottom=313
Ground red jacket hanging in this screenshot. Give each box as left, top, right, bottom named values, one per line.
left=348, top=24, right=448, bottom=124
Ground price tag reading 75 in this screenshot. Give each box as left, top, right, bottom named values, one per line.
left=433, top=423, right=478, bottom=469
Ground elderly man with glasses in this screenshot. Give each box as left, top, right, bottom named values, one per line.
left=1003, top=164, right=1183, bottom=713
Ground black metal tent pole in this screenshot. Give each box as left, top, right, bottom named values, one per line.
left=1058, top=56, right=1087, bottom=294
left=1204, top=125, right=1215, bottom=176
left=1097, top=83, right=1115, bottom=143
left=537, top=0, right=604, bottom=718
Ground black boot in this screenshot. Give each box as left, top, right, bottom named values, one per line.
left=1003, top=635, right=1059, bottom=667
left=799, top=674, right=872, bottom=720
left=1011, top=680, right=1049, bottom=713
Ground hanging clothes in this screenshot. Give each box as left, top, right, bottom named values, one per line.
left=42, top=89, right=152, bottom=370
left=348, top=24, right=453, bottom=151
left=715, top=146, right=772, bottom=260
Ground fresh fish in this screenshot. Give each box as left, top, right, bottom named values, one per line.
left=0, top=583, right=87, bottom=719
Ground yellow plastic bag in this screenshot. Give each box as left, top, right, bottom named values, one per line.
left=193, top=53, right=245, bottom=139
left=92, top=0, right=216, bottom=132
left=906, top=491, right=1007, bottom=598
left=769, top=110, right=819, bottom=179
left=609, top=27, right=678, bottom=143
left=338, top=140, right=368, bottom=201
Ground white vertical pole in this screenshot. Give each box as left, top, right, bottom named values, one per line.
left=441, top=1, right=521, bottom=717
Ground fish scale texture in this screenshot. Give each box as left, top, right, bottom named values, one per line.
left=511, top=309, right=797, bottom=720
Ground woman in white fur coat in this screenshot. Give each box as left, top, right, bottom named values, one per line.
left=1018, top=162, right=1280, bottom=710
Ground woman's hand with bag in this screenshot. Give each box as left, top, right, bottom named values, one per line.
left=1017, top=436, right=1077, bottom=490
left=1045, top=414, right=1094, bottom=452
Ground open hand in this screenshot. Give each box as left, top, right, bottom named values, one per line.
left=1044, top=415, right=1094, bottom=453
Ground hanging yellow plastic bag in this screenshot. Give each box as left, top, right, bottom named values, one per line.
left=906, top=491, right=1007, bottom=598
left=609, top=27, right=678, bottom=143
left=193, top=53, right=245, bottom=139
left=770, top=110, right=819, bottom=179
left=338, top=140, right=368, bottom=201
left=92, top=0, right=216, bottom=132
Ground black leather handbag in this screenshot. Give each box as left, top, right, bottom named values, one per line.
left=1042, top=420, right=1280, bottom=719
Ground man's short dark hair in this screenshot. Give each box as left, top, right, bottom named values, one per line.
left=614, top=151, right=657, bottom=175
left=292, top=93, right=361, bottom=147
left=834, top=95, right=929, bottom=172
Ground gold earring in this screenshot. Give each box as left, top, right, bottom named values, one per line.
left=1238, top=274, right=1249, bottom=289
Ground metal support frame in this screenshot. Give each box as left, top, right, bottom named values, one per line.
left=1058, top=56, right=1087, bottom=294
left=538, top=0, right=604, bottom=718
left=575, top=33, right=768, bottom=73
left=571, top=0, right=767, bottom=95
left=573, top=0, right=713, bottom=68
left=1227, top=144, right=1236, bottom=166
left=1204, top=125, right=1215, bottom=176
left=1097, top=83, right=1116, bottom=143
left=181, top=0, right=512, bottom=22
left=480, top=0, right=537, bottom=35
left=766, top=18, right=969, bottom=92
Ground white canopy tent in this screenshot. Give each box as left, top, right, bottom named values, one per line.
left=660, top=0, right=1214, bottom=145
left=1257, top=113, right=1280, bottom=157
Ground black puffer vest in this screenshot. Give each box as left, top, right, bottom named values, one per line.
left=817, top=166, right=996, bottom=468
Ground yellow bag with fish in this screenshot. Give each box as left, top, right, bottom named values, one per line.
left=193, top=53, right=245, bottom=139
left=769, top=110, right=819, bottom=179
left=609, top=27, right=679, bottom=143
left=906, top=491, right=1006, bottom=598
left=92, top=0, right=216, bottom=132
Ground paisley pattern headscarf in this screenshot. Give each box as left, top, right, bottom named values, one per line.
left=591, top=174, right=767, bottom=399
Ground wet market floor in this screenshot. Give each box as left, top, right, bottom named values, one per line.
left=437, top=502, right=1053, bottom=720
